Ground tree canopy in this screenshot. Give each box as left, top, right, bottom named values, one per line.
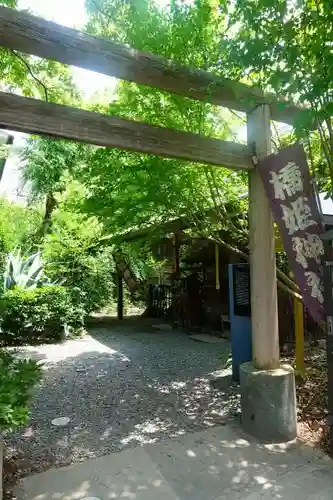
left=223, top=0, right=333, bottom=194
left=1, top=0, right=331, bottom=294
left=21, top=0, right=249, bottom=251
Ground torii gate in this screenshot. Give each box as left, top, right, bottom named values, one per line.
left=0, top=6, right=302, bottom=441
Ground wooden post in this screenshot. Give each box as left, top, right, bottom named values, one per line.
left=117, top=270, right=124, bottom=320
left=174, top=233, right=180, bottom=278
left=294, top=297, right=305, bottom=374
left=247, top=105, right=280, bottom=369
left=215, top=243, right=220, bottom=290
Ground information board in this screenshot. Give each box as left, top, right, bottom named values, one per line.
left=233, top=263, right=251, bottom=316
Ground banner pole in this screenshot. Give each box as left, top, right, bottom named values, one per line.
left=323, top=240, right=333, bottom=453
left=294, top=297, right=305, bottom=375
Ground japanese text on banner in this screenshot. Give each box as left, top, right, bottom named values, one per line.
left=257, top=145, right=324, bottom=323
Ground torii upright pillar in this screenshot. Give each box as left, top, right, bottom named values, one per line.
left=240, top=104, right=297, bottom=442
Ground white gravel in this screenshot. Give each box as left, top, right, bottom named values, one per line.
left=5, top=321, right=239, bottom=475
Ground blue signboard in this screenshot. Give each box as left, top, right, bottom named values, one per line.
left=228, top=264, right=252, bottom=382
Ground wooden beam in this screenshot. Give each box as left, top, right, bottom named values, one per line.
left=0, top=6, right=302, bottom=125
left=0, top=92, right=252, bottom=169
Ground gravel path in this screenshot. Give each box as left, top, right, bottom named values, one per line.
left=5, top=319, right=239, bottom=476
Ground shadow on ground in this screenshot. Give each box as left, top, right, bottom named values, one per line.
left=15, top=423, right=332, bottom=500
left=5, top=318, right=239, bottom=476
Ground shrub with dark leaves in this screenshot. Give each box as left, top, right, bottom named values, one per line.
left=0, top=285, right=85, bottom=345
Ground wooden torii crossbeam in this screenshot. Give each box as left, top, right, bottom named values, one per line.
left=0, top=4, right=303, bottom=170
left=0, top=5, right=304, bottom=377
left=0, top=92, right=252, bottom=169
left=0, top=6, right=301, bottom=125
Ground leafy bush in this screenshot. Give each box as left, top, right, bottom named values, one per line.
left=0, top=286, right=84, bottom=345
left=0, top=198, right=41, bottom=253
left=42, top=210, right=115, bottom=314
left=0, top=349, right=42, bottom=431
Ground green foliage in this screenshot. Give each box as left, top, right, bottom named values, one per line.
left=78, top=148, right=247, bottom=243
left=0, top=199, right=41, bottom=284
left=0, top=0, right=79, bottom=107
left=86, top=0, right=225, bottom=71
left=0, top=349, right=42, bottom=431
left=17, top=0, right=249, bottom=260
left=0, top=144, right=10, bottom=160
left=22, top=138, right=90, bottom=200
left=119, top=241, right=166, bottom=282
left=0, top=47, right=79, bottom=103
left=0, top=1, right=17, bottom=7
left=223, top=0, right=333, bottom=193
left=0, top=285, right=84, bottom=345
left=42, top=209, right=115, bottom=313
left=1, top=1, right=251, bottom=321
left=0, top=198, right=41, bottom=253
left=75, top=0, right=247, bottom=247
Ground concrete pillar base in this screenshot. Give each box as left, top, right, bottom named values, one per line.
left=240, top=361, right=297, bottom=442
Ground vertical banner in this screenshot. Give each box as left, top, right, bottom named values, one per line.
left=257, top=144, right=324, bottom=323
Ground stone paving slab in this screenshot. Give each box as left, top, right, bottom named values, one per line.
left=145, top=424, right=330, bottom=500
left=219, top=464, right=333, bottom=499
left=15, top=424, right=333, bottom=500
left=15, top=446, right=179, bottom=500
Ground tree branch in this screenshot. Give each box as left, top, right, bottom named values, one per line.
left=11, top=49, right=49, bottom=102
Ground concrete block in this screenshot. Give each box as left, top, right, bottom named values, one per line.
left=240, top=362, right=297, bottom=442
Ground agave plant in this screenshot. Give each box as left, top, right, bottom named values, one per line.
left=3, top=249, right=62, bottom=291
